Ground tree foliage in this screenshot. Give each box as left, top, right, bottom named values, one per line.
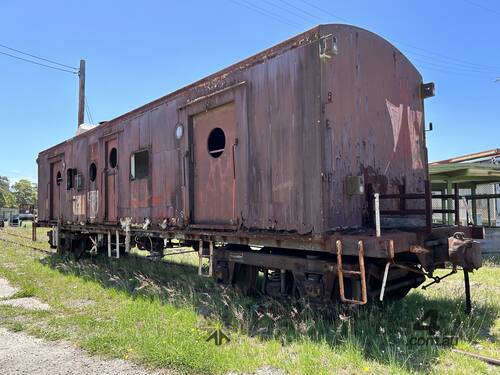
left=12, top=179, right=37, bottom=206
left=0, top=176, right=15, bottom=208
left=0, top=176, right=37, bottom=208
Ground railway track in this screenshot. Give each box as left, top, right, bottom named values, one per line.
left=1, top=231, right=34, bottom=241
left=0, top=230, right=53, bottom=254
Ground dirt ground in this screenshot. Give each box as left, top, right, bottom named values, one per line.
left=0, top=328, right=171, bottom=375
left=0, top=274, right=284, bottom=375
left=0, top=275, right=170, bottom=375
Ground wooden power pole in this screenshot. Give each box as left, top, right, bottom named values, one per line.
left=78, top=59, right=86, bottom=127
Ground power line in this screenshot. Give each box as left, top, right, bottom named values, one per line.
left=0, top=50, right=78, bottom=74
left=400, top=48, right=500, bottom=74
left=404, top=52, right=499, bottom=76
left=294, top=0, right=500, bottom=73
left=393, top=40, right=500, bottom=71
left=84, top=95, right=94, bottom=124
left=463, top=0, right=500, bottom=17
left=413, top=60, right=494, bottom=78
left=297, top=0, right=350, bottom=23
left=276, top=0, right=326, bottom=23
left=261, top=0, right=318, bottom=23
left=0, top=43, right=77, bottom=70
left=229, top=0, right=304, bottom=29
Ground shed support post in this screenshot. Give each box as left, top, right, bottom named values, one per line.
left=453, top=183, right=460, bottom=226
left=441, top=188, right=446, bottom=224
left=471, top=184, right=478, bottom=225
left=446, top=180, right=453, bottom=225
left=487, top=198, right=491, bottom=227
left=425, top=180, right=432, bottom=233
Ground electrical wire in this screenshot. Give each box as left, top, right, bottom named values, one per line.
left=394, top=40, right=500, bottom=71
left=276, top=0, right=326, bottom=23
left=261, top=0, right=319, bottom=23
left=462, top=0, right=500, bottom=16
left=400, top=49, right=499, bottom=74
left=0, top=43, right=78, bottom=70
left=294, top=0, right=500, bottom=73
left=229, top=0, right=304, bottom=29
left=84, top=95, right=94, bottom=125
left=414, top=61, right=494, bottom=78
left=297, top=0, right=350, bottom=23
left=0, top=50, right=77, bottom=74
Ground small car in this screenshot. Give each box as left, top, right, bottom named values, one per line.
left=18, top=213, right=34, bottom=221
left=9, top=215, right=22, bottom=227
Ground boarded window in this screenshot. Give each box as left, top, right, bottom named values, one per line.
left=130, top=150, right=149, bottom=180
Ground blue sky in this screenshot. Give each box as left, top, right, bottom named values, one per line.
left=0, top=0, right=498, bottom=183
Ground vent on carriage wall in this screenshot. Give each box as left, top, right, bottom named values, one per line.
left=421, top=82, right=435, bottom=99
left=345, top=175, right=365, bottom=196
left=320, top=34, right=338, bottom=59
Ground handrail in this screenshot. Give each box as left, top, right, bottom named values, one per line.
left=368, top=180, right=461, bottom=233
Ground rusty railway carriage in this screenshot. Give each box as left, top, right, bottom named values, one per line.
left=37, top=24, right=483, bottom=305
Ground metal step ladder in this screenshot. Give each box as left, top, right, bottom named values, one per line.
left=336, top=240, right=368, bottom=305
left=198, top=240, right=214, bottom=277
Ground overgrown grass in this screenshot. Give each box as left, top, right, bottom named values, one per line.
left=0, top=225, right=498, bottom=374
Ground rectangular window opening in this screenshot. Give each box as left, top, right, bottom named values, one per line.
left=67, top=168, right=77, bottom=190
left=130, top=150, right=149, bottom=180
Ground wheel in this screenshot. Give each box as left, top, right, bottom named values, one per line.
left=233, top=264, right=258, bottom=295
left=383, top=286, right=413, bottom=301
left=213, top=260, right=231, bottom=285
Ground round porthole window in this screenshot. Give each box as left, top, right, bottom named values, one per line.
left=89, top=162, right=97, bottom=182
left=175, top=124, right=184, bottom=140
left=207, top=127, right=225, bottom=158
left=56, top=171, right=62, bottom=186
left=109, top=148, right=118, bottom=168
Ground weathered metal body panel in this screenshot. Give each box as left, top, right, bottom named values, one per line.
left=37, top=24, right=427, bottom=249
left=192, top=103, right=237, bottom=225
left=320, top=25, right=427, bottom=230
